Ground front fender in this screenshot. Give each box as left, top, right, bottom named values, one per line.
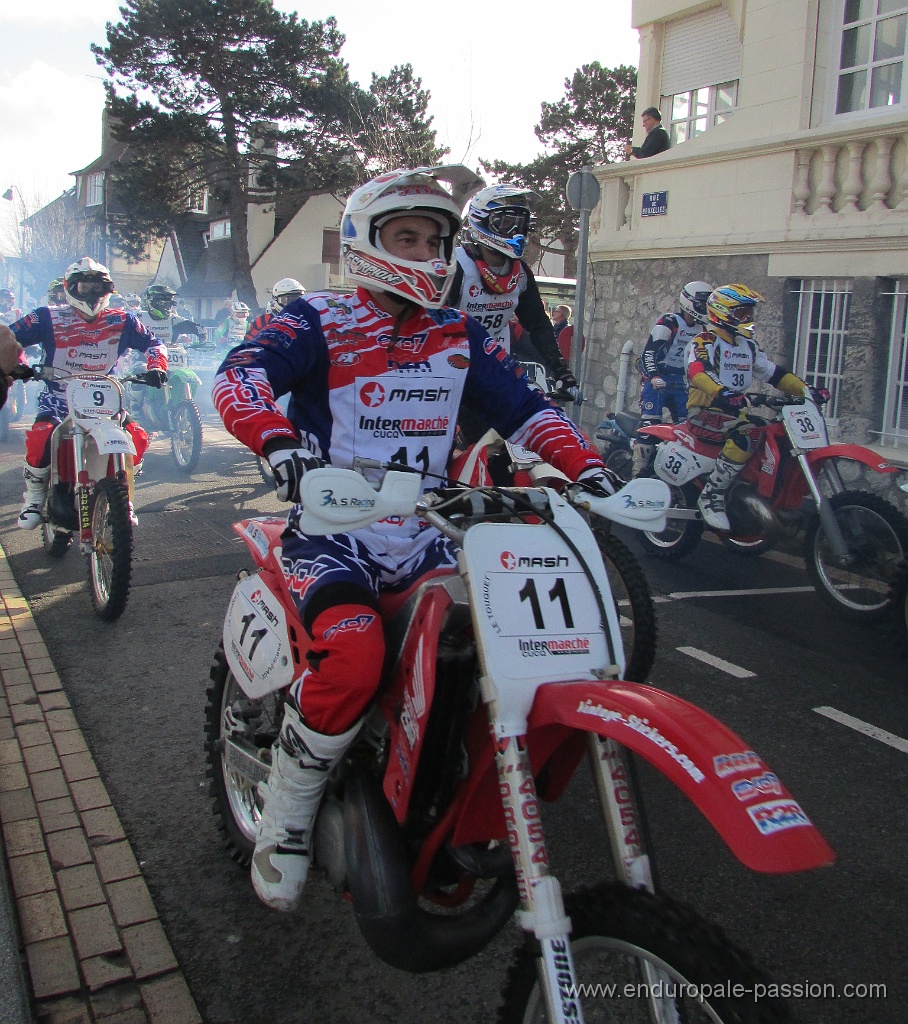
left=85, top=420, right=136, bottom=457
left=806, top=444, right=899, bottom=474
left=528, top=681, right=835, bottom=874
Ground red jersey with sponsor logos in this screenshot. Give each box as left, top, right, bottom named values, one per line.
left=10, top=305, right=166, bottom=420
left=213, top=288, right=602, bottom=535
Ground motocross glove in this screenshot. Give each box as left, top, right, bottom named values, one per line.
left=266, top=447, right=323, bottom=503
left=576, top=466, right=624, bottom=497
left=553, top=367, right=582, bottom=403
left=808, top=386, right=831, bottom=406
left=714, top=388, right=747, bottom=413
left=648, top=375, right=667, bottom=390
left=142, top=370, right=168, bottom=388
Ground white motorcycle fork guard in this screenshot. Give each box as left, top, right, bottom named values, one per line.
left=653, top=438, right=714, bottom=487
left=46, top=421, right=134, bottom=492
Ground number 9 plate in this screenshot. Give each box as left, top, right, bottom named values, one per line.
left=67, top=378, right=122, bottom=418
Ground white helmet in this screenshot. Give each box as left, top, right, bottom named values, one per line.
left=679, top=281, right=713, bottom=323
left=465, top=184, right=539, bottom=260
left=268, top=278, right=305, bottom=314
left=341, top=164, right=484, bottom=308
left=231, top=301, right=250, bottom=318
left=63, top=257, right=114, bottom=320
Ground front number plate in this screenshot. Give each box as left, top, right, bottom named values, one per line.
left=223, top=575, right=295, bottom=698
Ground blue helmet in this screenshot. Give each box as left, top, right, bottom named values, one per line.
left=465, top=184, right=539, bottom=260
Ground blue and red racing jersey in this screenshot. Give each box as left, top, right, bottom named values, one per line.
left=214, top=288, right=602, bottom=535
left=10, top=305, right=167, bottom=420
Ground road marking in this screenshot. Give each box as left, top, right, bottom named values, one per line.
left=667, top=586, right=815, bottom=600
left=813, top=706, right=908, bottom=754
left=676, top=646, right=756, bottom=678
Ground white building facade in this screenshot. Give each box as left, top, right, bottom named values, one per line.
left=585, top=0, right=908, bottom=471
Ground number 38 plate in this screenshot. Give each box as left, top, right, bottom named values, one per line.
left=223, top=575, right=295, bottom=698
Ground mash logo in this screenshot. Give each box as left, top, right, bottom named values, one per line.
left=500, top=551, right=569, bottom=570
left=246, top=588, right=279, bottom=628
left=359, top=382, right=386, bottom=407
left=500, top=551, right=517, bottom=569
left=747, top=799, right=811, bottom=835
left=469, top=284, right=482, bottom=297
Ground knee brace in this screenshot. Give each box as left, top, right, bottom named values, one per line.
left=293, top=603, right=385, bottom=735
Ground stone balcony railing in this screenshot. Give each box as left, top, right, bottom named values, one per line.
left=590, top=112, right=908, bottom=258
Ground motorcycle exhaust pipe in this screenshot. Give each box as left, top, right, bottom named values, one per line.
left=343, top=769, right=518, bottom=973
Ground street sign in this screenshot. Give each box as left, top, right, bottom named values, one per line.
left=566, top=170, right=601, bottom=212
left=642, top=191, right=668, bottom=217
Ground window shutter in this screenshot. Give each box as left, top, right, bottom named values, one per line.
left=661, top=6, right=742, bottom=97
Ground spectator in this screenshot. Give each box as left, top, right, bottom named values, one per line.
left=625, top=107, right=670, bottom=160
left=213, top=298, right=233, bottom=326
left=552, top=304, right=572, bottom=358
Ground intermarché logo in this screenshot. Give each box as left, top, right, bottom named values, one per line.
left=566, top=981, right=887, bottom=1002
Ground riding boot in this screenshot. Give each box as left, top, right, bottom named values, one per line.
left=631, top=440, right=653, bottom=477
left=17, top=464, right=49, bottom=530
left=251, top=700, right=360, bottom=912
left=697, top=455, right=743, bottom=531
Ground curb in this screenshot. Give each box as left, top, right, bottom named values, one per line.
left=0, top=542, right=202, bottom=1024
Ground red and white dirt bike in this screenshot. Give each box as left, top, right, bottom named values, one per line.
left=205, top=465, right=834, bottom=1023
left=636, top=392, right=908, bottom=622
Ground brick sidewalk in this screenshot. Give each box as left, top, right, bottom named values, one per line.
left=0, top=543, right=202, bottom=1024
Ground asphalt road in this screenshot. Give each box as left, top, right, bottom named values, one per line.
left=0, top=408, right=906, bottom=1024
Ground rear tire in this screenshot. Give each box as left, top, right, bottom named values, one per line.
left=637, top=481, right=703, bottom=561
left=604, top=447, right=633, bottom=483
left=171, top=400, right=202, bottom=473
left=499, top=882, right=788, bottom=1024
left=805, top=489, right=908, bottom=621
left=88, top=478, right=133, bottom=622
left=592, top=528, right=657, bottom=682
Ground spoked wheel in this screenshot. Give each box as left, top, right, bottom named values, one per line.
left=42, top=520, right=73, bottom=558
left=638, top=481, right=703, bottom=561
left=591, top=527, right=657, bottom=682
left=499, top=882, right=788, bottom=1024
left=88, top=478, right=133, bottom=621
left=170, top=400, right=203, bottom=473
left=604, top=447, right=633, bottom=483
left=203, top=644, right=283, bottom=865
left=805, top=490, right=908, bottom=621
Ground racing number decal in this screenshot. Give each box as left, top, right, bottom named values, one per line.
left=479, top=313, right=504, bottom=331
left=238, top=612, right=267, bottom=658
left=730, top=372, right=745, bottom=388
left=518, top=577, right=575, bottom=630
left=794, top=411, right=816, bottom=433
left=665, top=454, right=685, bottom=476
left=389, top=444, right=430, bottom=476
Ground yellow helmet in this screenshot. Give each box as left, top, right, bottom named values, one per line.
left=706, top=284, right=764, bottom=340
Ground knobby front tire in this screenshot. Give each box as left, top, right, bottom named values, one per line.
left=171, top=400, right=203, bottom=473
left=638, top=481, right=703, bottom=561
left=498, top=882, right=789, bottom=1024
left=88, top=477, right=133, bottom=622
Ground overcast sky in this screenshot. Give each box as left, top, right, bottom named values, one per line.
left=0, top=0, right=639, bottom=245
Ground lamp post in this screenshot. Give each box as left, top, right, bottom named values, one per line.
left=2, top=185, right=26, bottom=309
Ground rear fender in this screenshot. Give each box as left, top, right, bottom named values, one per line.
left=806, top=444, right=900, bottom=474
left=449, top=681, right=834, bottom=874
left=636, top=423, right=676, bottom=442
left=529, top=682, right=834, bottom=873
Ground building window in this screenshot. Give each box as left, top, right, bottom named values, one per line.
left=209, top=219, right=231, bottom=240
left=881, top=280, right=908, bottom=444
left=322, top=228, right=341, bottom=276
left=663, top=82, right=737, bottom=146
left=84, top=172, right=105, bottom=208
left=792, top=279, right=852, bottom=425
left=188, top=186, right=208, bottom=213
left=836, top=0, right=908, bottom=114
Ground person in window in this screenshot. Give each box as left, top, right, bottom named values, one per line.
left=625, top=107, right=670, bottom=160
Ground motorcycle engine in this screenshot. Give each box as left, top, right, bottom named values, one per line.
left=727, top=487, right=779, bottom=536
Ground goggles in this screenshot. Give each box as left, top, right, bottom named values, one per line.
left=487, top=208, right=532, bottom=239
left=73, top=277, right=114, bottom=299
left=728, top=305, right=755, bottom=325
left=275, top=291, right=303, bottom=308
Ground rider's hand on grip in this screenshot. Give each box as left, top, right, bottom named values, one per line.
left=143, top=370, right=168, bottom=388
left=649, top=375, right=667, bottom=390
left=808, top=386, right=831, bottom=406
left=554, top=368, right=581, bottom=402
left=715, top=387, right=746, bottom=413
left=576, top=466, right=623, bottom=497
left=267, top=447, right=323, bottom=503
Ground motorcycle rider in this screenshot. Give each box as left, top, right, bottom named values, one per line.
left=1, top=257, right=167, bottom=528
left=687, top=283, right=810, bottom=531
left=244, top=278, right=306, bottom=341
left=138, top=284, right=205, bottom=346
left=212, top=165, right=618, bottom=912
left=0, top=287, right=23, bottom=326
left=215, top=301, right=250, bottom=348
left=632, top=281, right=713, bottom=475
left=448, top=185, right=580, bottom=440
left=47, top=280, right=67, bottom=307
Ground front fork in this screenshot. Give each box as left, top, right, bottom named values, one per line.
left=794, top=451, right=852, bottom=565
